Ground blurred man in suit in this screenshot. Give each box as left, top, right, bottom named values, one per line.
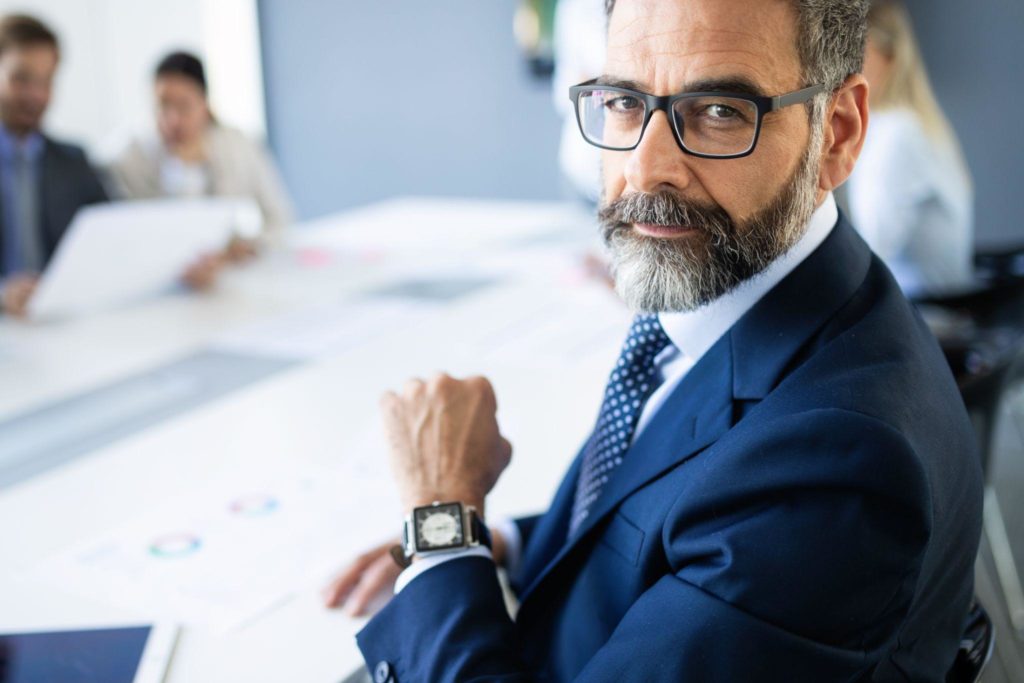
left=326, top=0, right=983, bottom=680
left=0, top=14, right=107, bottom=316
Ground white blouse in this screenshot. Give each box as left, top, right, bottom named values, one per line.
left=108, top=124, right=294, bottom=234
left=847, top=108, right=974, bottom=298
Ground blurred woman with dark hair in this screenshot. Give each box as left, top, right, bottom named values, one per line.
left=848, top=0, right=974, bottom=298
left=108, top=51, right=293, bottom=243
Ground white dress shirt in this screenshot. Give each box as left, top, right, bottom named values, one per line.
left=396, top=194, right=839, bottom=592
left=847, top=108, right=974, bottom=298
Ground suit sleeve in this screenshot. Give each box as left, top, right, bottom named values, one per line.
left=356, top=409, right=932, bottom=682
left=513, top=514, right=543, bottom=549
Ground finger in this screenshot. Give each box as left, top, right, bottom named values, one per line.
left=427, top=372, right=454, bottom=393
left=402, top=378, right=425, bottom=400
left=323, top=540, right=395, bottom=606
left=322, top=559, right=372, bottom=608
left=322, top=573, right=359, bottom=609
left=321, top=545, right=389, bottom=608
left=467, top=375, right=497, bottom=408
left=379, top=390, right=398, bottom=409
left=344, top=553, right=402, bottom=617
left=379, top=391, right=404, bottom=426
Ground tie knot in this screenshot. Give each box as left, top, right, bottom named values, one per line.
left=622, top=314, right=672, bottom=360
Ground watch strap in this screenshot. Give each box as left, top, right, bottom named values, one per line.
left=470, top=510, right=492, bottom=550
left=389, top=543, right=411, bottom=569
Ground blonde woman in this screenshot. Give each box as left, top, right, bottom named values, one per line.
left=848, top=0, right=974, bottom=298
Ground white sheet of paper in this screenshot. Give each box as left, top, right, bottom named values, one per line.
left=34, top=459, right=398, bottom=633
left=28, top=198, right=260, bottom=321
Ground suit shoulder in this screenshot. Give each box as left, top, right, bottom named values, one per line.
left=43, top=136, right=89, bottom=161
left=780, top=257, right=964, bottom=425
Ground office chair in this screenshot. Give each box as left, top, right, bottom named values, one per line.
left=947, top=600, right=996, bottom=683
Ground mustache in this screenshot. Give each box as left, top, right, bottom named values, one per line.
left=597, top=191, right=734, bottom=242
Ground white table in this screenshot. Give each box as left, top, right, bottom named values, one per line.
left=0, top=198, right=631, bottom=682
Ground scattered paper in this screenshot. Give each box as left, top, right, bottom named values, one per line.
left=35, top=463, right=397, bottom=633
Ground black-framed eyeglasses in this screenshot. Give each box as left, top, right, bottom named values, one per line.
left=568, top=79, right=826, bottom=159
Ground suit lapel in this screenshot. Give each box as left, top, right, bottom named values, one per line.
left=514, top=447, right=581, bottom=590
left=731, top=216, right=872, bottom=400
left=518, top=337, right=736, bottom=602
left=516, top=217, right=873, bottom=605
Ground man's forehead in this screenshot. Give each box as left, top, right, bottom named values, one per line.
left=1, top=44, right=59, bottom=67
left=606, top=0, right=800, bottom=92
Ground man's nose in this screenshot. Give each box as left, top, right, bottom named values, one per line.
left=623, top=110, right=696, bottom=196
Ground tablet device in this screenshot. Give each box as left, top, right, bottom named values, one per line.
left=0, top=623, right=177, bottom=683
left=27, top=197, right=260, bottom=321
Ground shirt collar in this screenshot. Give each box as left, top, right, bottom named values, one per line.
left=658, top=192, right=839, bottom=364
left=0, top=123, right=44, bottom=161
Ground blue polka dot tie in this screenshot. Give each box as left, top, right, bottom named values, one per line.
left=570, top=314, right=673, bottom=535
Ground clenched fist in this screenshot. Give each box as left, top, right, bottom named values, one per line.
left=380, top=373, right=512, bottom=518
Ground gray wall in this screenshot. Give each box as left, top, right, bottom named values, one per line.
left=906, top=0, right=1023, bottom=249
left=257, top=0, right=563, bottom=221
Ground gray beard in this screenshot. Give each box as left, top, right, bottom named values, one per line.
left=598, top=131, right=823, bottom=314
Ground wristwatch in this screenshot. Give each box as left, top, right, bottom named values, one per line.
left=390, top=501, right=491, bottom=569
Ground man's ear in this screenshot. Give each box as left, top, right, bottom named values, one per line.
left=818, top=73, right=869, bottom=194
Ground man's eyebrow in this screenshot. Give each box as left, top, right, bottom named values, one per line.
left=684, top=77, right=766, bottom=97
left=592, top=75, right=649, bottom=91
left=592, top=74, right=767, bottom=97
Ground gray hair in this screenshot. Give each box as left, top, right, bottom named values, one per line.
left=605, top=0, right=870, bottom=123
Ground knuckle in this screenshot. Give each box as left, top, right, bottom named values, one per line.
left=470, top=375, right=495, bottom=396
left=428, top=372, right=453, bottom=391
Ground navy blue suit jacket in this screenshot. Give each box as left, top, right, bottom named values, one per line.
left=358, top=216, right=983, bottom=682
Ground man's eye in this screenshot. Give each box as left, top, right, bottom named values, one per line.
left=706, top=104, right=741, bottom=119
left=606, top=95, right=642, bottom=113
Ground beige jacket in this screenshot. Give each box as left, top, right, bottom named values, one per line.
left=106, top=125, right=294, bottom=234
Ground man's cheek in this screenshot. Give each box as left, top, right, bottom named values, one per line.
left=600, top=152, right=626, bottom=199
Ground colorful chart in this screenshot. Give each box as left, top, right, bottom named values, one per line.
left=148, top=533, right=202, bottom=558
left=228, top=494, right=280, bottom=517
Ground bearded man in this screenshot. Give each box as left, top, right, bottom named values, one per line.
left=327, top=1, right=983, bottom=680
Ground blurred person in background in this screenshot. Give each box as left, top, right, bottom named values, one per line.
left=847, top=0, right=974, bottom=299
left=551, top=0, right=605, bottom=205
left=551, top=0, right=618, bottom=289
left=107, top=51, right=294, bottom=258
left=0, top=14, right=107, bottom=317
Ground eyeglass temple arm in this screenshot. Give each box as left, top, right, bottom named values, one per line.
left=771, top=84, right=827, bottom=110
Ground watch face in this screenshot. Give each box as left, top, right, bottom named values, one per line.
left=414, top=503, right=464, bottom=551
